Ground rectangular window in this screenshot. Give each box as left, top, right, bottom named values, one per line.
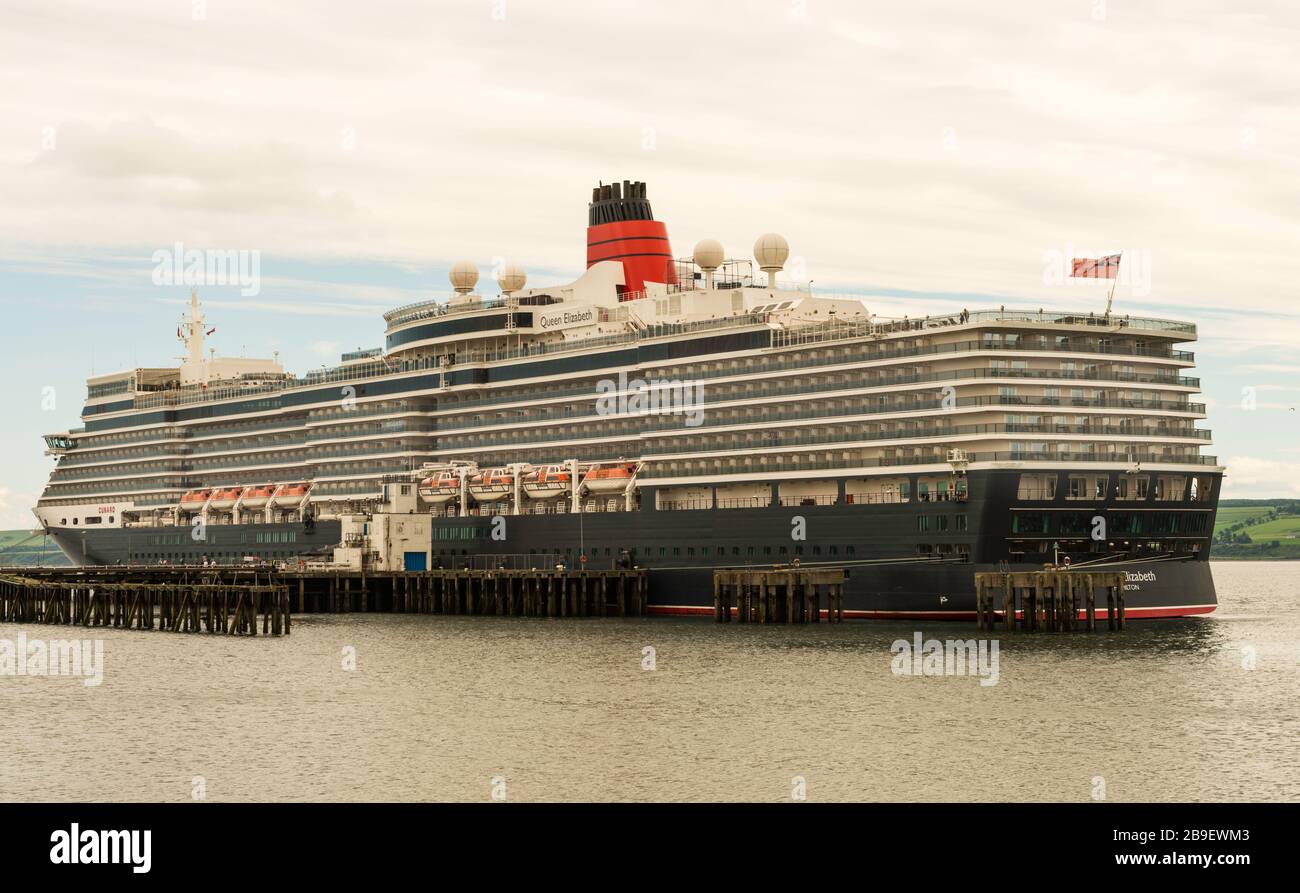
left=1012, top=513, right=1048, bottom=534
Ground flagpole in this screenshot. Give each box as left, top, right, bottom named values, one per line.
left=1104, top=250, right=1123, bottom=320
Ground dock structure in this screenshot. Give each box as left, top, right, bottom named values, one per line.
left=0, top=566, right=648, bottom=625
left=712, top=567, right=847, bottom=623
left=0, top=572, right=291, bottom=635
left=279, top=568, right=647, bottom=618
left=973, top=570, right=1126, bottom=632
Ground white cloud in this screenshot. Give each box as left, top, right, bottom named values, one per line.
left=310, top=340, right=341, bottom=358
left=0, top=485, right=39, bottom=531
left=1221, top=456, right=1300, bottom=498
left=0, top=0, right=1296, bottom=345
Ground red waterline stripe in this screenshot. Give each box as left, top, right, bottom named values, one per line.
left=646, top=604, right=1218, bottom=620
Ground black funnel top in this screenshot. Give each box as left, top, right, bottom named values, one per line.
left=588, top=180, right=655, bottom=226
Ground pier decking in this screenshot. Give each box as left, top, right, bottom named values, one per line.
left=0, top=571, right=291, bottom=635
left=0, top=566, right=649, bottom=634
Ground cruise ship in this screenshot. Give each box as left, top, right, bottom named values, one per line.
left=34, top=181, right=1222, bottom=618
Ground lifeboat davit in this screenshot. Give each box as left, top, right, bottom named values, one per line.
left=180, top=489, right=213, bottom=510
left=418, top=472, right=462, bottom=504
left=240, top=484, right=275, bottom=509
left=583, top=462, right=638, bottom=493
left=208, top=487, right=243, bottom=510
left=522, top=464, right=571, bottom=499
left=468, top=468, right=513, bottom=502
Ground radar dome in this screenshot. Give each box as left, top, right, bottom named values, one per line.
left=498, top=264, right=527, bottom=295
left=449, top=260, right=479, bottom=295
left=753, top=233, right=790, bottom=273
left=693, top=239, right=724, bottom=272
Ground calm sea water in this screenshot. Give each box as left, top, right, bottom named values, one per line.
left=2, top=562, right=1297, bottom=802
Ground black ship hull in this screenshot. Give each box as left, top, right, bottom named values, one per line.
left=45, top=470, right=1220, bottom=620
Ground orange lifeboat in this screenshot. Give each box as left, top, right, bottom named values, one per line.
left=467, top=468, right=513, bottom=502
left=418, top=472, right=462, bottom=504
left=273, top=483, right=311, bottom=505
left=522, top=464, right=571, bottom=499
left=180, top=489, right=213, bottom=509
left=582, top=462, right=638, bottom=493
left=240, top=484, right=276, bottom=509
left=208, top=487, right=243, bottom=510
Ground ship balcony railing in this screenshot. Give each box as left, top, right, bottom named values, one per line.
left=639, top=423, right=1210, bottom=459
left=771, top=326, right=1196, bottom=361
left=443, top=410, right=1210, bottom=457
left=66, top=428, right=190, bottom=452
left=187, top=444, right=424, bottom=473
left=786, top=306, right=1195, bottom=337
left=183, top=418, right=307, bottom=440
left=182, top=427, right=434, bottom=459
left=640, top=451, right=1219, bottom=480
left=309, top=424, right=436, bottom=440
left=311, top=445, right=432, bottom=463
left=441, top=428, right=646, bottom=451
left=641, top=388, right=1201, bottom=435
left=50, top=463, right=189, bottom=480
left=844, top=491, right=909, bottom=505
left=366, top=338, right=1199, bottom=424
left=306, top=404, right=436, bottom=424
left=658, top=499, right=715, bottom=511
left=348, top=313, right=767, bottom=384
left=715, top=497, right=769, bottom=509
left=383, top=295, right=516, bottom=327
left=133, top=378, right=296, bottom=410
left=915, top=490, right=969, bottom=503
left=778, top=494, right=839, bottom=507
left=648, top=396, right=1205, bottom=434
left=312, top=462, right=427, bottom=480
left=188, top=437, right=309, bottom=456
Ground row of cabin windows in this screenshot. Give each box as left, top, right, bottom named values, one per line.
left=917, top=514, right=969, bottom=532
left=1017, top=473, right=1215, bottom=502
left=1010, top=511, right=1210, bottom=535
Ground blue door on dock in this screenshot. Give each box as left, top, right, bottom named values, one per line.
left=403, top=552, right=427, bottom=572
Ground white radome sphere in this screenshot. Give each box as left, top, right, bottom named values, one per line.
left=693, top=239, right=724, bottom=271
left=499, top=264, right=527, bottom=294
left=753, top=233, right=790, bottom=271
left=449, top=260, right=479, bottom=293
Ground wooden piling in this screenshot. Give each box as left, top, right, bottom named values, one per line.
left=975, top=570, right=1125, bottom=634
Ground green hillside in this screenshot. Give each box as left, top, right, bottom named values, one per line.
left=0, top=530, right=71, bottom=567
left=1213, top=499, right=1300, bottom=559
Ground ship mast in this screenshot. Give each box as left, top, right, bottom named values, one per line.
left=176, top=288, right=209, bottom=382
left=178, top=288, right=207, bottom=379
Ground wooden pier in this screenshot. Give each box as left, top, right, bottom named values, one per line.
left=278, top=568, right=647, bottom=618
left=0, top=566, right=648, bottom=631
left=0, top=572, right=291, bottom=635
left=713, top=567, right=847, bottom=623
left=973, top=571, right=1127, bottom=632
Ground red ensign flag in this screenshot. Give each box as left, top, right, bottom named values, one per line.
left=1071, top=254, right=1121, bottom=279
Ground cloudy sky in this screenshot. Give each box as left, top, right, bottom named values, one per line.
left=1, top=0, right=1298, bottom=528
